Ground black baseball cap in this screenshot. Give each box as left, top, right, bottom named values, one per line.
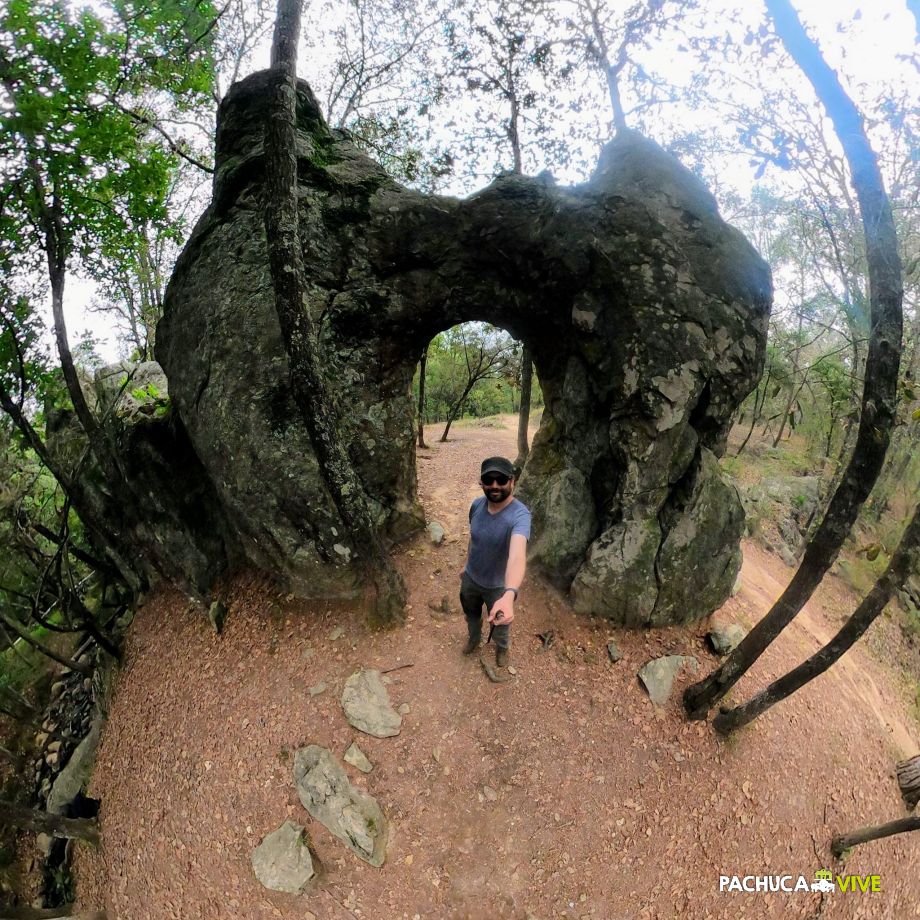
left=480, top=456, right=515, bottom=478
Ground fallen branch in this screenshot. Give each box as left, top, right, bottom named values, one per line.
left=380, top=662, right=414, bottom=674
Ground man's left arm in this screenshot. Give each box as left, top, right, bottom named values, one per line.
left=488, top=533, right=527, bottom=624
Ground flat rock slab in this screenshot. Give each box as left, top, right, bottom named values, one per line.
left=251, top=820, right=316, bottom=894
left=294, top=744, right=387, bottom=867
left=47, top=714, right=103, bottom=816
left=344, top=741, right=373, bottom=774
left=638, top=655, right=698, bottom=705
left=707, top=623, right=747, bottom=656
left=341, top=669, right=401, bottom=738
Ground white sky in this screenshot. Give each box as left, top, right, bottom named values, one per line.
left=60, top=0, right=918, bottom=361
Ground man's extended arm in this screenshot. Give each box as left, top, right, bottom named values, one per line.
left=488, top=533, right=527, bottom=624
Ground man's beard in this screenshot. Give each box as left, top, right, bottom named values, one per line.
left=486, top=487, right=510, bottom=503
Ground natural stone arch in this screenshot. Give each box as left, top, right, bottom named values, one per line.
left=156, top=71, right=772, bottom=626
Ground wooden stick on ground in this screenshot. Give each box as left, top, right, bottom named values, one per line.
left=380, top=662, right=414, bottom=674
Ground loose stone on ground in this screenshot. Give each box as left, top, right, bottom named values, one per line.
left=707, top=622, right=747, bottom=655
left=638, top=655, right=699, bottom=705
left=251, top=820, right=316, bottom=894
left=341, top=669, right=402, bottom=738
left=426, top=521, right=446, bottom=545
left=344, top=742, right=373, bottom=774
left=294, top=744, right=388, bottom=867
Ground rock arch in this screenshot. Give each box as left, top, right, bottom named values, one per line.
left=155, top=71, right=772, bottom=626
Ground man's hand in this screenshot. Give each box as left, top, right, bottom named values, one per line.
left=488, top=592, right=515, bottom=625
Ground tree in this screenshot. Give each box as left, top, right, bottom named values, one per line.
left=264, top=0, right=407, bottom=625
left=417, top=345, right=429, bottom=448
left=684, top=0, right=904, bottom=721
left=306, top=0, right=452, bottom=188
left=437, top=325, right=515, bottom=441
left=515, top=342, right=533, bottom=469
left=0, top=800, right=98, bottom=846
left=554, top=0, right=699, bottom=135
left=446, top=0, right=552, bottom=175
left=0, top=0, right=221, bottom=596
left=710, top=497, right=920, bottom=733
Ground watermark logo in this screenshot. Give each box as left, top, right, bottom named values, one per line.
left=811, top=870, right=835, bottom=893
left=718, top=869, right=881, bottom=894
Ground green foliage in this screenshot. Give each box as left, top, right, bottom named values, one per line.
left=0, top=0, right=219, bottom=353
left=0, top=297, right=52, bottom=400
left=417, top=322, right=542, bottom=425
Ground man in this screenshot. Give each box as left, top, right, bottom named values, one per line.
left=460, top=456, right=532, bottom=669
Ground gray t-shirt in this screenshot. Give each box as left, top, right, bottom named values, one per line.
left=463, top=496, right=532, bottom=588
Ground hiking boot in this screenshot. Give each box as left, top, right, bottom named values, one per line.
left=463, top=635, right=481, bottom=655
left=495, top=646, right=509, bottom=668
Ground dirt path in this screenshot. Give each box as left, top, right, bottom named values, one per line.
left=76, top=415, right=919, bottom=919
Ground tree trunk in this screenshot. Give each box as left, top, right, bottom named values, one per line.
left=516, top=345, right=532, bottom=469
left=684, top=0, right=903, bottom=720
left=0, top=801, right=99, bottom=845
left=417, top=346, right=428, bottom=448
left=831, top=815, right=920, bottom=858
left=772, top=314, right=804, bottom=447
left=898, top=755, right=920, bottom=810
left=712, top=499, right=920, bottom=733
left=440, top=380, right=477, bottom=442
left=735, top=370, right=770, bottom=456
left=509, top=93, right=523, bottom=174
left=264, top=0, right=406, bottom=625
left=0, top=611, right=93, bottom=676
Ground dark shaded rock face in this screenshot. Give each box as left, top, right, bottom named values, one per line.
left=156, top=71, right=772, bottom=625
left=45, top=363, right=233, bottom=595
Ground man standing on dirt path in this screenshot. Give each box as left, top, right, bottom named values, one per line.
left=460, top=456, right=531, bottom=669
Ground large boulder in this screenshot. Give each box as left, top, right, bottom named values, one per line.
left=152, top=70, right=771, bottom=623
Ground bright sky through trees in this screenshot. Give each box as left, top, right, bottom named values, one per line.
left=54, top=0, right=917, bottom=359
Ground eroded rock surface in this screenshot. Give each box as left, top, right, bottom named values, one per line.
left=152, top=70, right=771, bottom=624
left=293, top=744, right=387, bottom=867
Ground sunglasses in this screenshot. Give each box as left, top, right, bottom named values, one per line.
left=481, top=474, right=511, bottom=486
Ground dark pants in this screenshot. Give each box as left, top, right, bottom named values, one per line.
left=460, top=571, right=510, bottom=650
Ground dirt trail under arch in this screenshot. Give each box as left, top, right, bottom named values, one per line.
left=76, top=415, right=919, bottom=919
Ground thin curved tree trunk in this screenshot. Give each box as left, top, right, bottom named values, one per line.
left=417, top=346, right=428, bottom=448
left=684, top=0, right=903, bottom=720
left=0, top=801, right=99, bottom=845
left=516, top=345, right=532, bottom=469
left=440, top=381, right=476, bottom=442
left=736, top=369, right=770, bottom=456
left=0, top=611, right=93, bottom=676
left=264, top=0, right=406, bottom=625
left=712, top=499, right=920, bottom=733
